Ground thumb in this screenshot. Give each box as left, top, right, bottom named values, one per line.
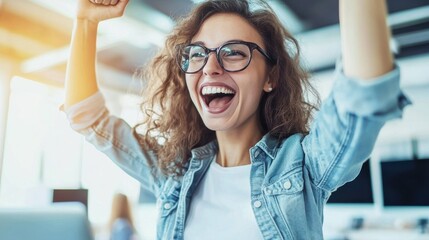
left=116, top=0, right=129, bottom=9
left=110, top=0, right=129, bottom=17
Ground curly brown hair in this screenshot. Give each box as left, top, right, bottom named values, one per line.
left=134, top=0, right=319, bottom=176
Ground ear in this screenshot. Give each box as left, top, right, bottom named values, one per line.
left=263, top=78, right=274, bottom=93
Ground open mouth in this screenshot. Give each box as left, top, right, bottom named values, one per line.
left=201, top=86, right=236, bottom=111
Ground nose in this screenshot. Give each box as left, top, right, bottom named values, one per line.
left=203, top=52, right=224, bottom=76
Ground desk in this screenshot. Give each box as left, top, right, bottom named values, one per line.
left=324, top=205, right=429, bottom=240
left=348, top=229, right=428, bottom=240
left=326, top=229, right=429, bottom=240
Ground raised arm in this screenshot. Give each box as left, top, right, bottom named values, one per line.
left=64, top=0, right=129, bottom=108
left=340, top=0, right=393, bottom=80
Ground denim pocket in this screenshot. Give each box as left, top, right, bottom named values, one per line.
left=264, top=168, right=304, bottom=195
left=263, top=169, right=305, bottom=239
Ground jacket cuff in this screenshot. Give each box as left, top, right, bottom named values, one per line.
left=61, top=91, right=107, bottom=131
left=332, top=61, right=411, bottom=121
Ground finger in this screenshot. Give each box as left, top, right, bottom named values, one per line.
left=94, top=0, right=102, bottom=4
left=110, top=0, right=119, bottom=5
left=102, top=0, right=110, bottom=5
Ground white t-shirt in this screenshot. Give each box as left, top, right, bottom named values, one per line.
left=183, top=158, right=264, bottom=240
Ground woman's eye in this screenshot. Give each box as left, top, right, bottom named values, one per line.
left=230, top=51, right=244, bottom=56
left=222, top=49, right=247, bottom=59
left=190, top=52, right=205, bottom=61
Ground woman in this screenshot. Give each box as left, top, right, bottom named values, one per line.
left=64, top=0, right=408, bottom=239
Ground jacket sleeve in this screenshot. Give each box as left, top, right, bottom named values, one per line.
left=63, top=91, right=166, bottom=197
left=302, top=62, right=410, bottom=193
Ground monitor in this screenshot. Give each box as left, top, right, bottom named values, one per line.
left=381, top=158, right=429, bottom=206
left=328, top=160, right=374, bottom=204
left=324, top=160, right=375, bottom=232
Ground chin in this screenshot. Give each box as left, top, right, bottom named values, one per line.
left=203, top=122, right=225, bottom=132
left=201, top=118, right=232, bottom=132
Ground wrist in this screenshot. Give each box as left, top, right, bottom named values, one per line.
left=75, top=18, right=99, bottom=29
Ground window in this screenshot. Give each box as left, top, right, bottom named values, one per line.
left=0, top=77, right=140, bottom=225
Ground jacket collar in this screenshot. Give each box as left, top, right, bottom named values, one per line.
left=190, top=140, right=218, bottom=161
left=189, top=133, right=282, bottom=163
left=252, top=133, right=281, bottom=160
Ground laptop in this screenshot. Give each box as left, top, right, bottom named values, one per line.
left=0, top=203, right=93, bottom=240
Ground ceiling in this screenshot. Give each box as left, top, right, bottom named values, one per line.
left=0, top=0, right=428, bottom=94
left=144, top=0, right=429, bottom=30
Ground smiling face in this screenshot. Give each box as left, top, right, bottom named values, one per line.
left=185, top=13, right=272, bottom=133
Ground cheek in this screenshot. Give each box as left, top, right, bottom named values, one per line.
left=238, top=80, right=263, bottom=107
left=185, top=75, right=200, bottom=102
left=238, top=73, right=267, bottom=108
left=244, top=87, right=264, bottom=107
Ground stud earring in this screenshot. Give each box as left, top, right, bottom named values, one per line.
left=267, top=87, right=273, bottom=92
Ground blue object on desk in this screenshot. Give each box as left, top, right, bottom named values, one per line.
left=0, top=203, right=93, bottom=240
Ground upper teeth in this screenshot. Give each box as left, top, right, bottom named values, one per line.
left=202, top=86, right=235, bottom=95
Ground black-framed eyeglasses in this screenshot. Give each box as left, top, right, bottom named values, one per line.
left=177, top=40, right=274, bottom=74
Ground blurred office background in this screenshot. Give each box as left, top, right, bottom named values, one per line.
left=0, top=0, right=428, bottom=239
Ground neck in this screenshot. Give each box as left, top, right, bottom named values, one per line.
left=216, top=121, right=264, bottom=167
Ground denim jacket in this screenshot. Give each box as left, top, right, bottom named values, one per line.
left=65, top=64, right=409, bottom=240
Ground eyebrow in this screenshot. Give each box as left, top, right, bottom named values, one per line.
left=189, top=39, right=245, bottom=46
left=190, top=41, right=205, bottom=45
